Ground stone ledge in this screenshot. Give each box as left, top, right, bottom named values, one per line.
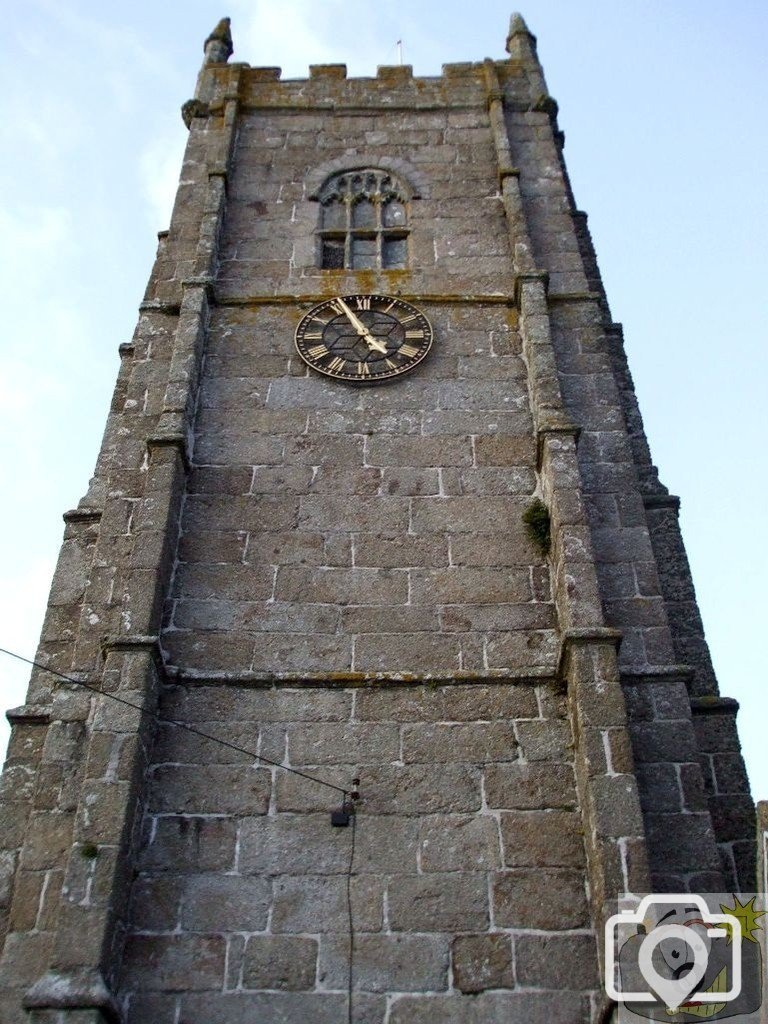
left=24, top=969, right=119, bottom=1023
left=180, top=276, right=215, bottom=293
left=5, top=703, right=51, bottom=726
left=497, top=165, right=520, bottom=185
left=63, top=507, right=103, bottom=525
left=138, top=299, right=181, bottom=315
left=101, top=634, right=162, bottom=661
left=621, top=665, right=694, bottom=686
left=214, top=291, right=517, bottom=307
left=162, top=666, right=556, bottom=688
left=643, top=492, right=681, bottom=511
left=514, top=270, right=549, bottom=307
left=145, top=432, right=190, bottom=471
left=690, top=695, right=740, bottom=716
left=557, top=627, right=622, bottom=681
left=547, top=290, right=603, bottom=304
left=536, top=422, right=581, bottom=468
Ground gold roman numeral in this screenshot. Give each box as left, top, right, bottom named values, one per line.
left=355, top=296, right=371, bottom=310
left=385, top=358, right=397, bottom=370
left=303, top=331, right=323, bottom=340
left=308, top=344, right=329, bottom=359
left=383, top=300, right=396, bottom=313
left=399, top=344, right=419, bottom=358
left=357, top=361, right=371, bottom=376
left=404, top=330, right=424, bottom=339
left=400, top=313, right=419, bottom=324
left=327, top=356, right=346, bottom=373
left=329, top=300, right=345, bottom=316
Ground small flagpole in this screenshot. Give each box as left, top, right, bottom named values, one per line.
left=396, top=40, right=403, bottom=65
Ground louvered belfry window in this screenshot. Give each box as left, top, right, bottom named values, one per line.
left=318, top=169, right=409, bottom=270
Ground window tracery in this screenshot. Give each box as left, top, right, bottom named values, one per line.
left=317, top=169, right=409, bottom=270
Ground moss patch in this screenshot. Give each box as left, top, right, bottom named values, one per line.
left=523, top=498, right=551, bottom=557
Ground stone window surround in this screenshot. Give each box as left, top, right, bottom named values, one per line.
left=308, top=155, right=429, bottom=272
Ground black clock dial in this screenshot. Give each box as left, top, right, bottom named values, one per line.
left=295, top=294, right=433, bottom=383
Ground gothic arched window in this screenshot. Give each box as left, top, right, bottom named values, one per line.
left=318, top=169, right=409, bottom=270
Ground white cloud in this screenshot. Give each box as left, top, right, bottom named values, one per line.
left=0, top=558, right=57, bottom=760
left=231, top=0, right=387, bottom=77
left=140, top=130, right=189, bottom=231
left=0, top=204, right=72, bottom=262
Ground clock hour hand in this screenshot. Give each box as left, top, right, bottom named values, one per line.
left=334, top=298, right=388, bottom=354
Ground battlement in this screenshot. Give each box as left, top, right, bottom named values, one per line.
left=195, top=58, right=533, bottom=114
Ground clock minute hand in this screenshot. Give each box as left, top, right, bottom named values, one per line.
left=335, top=298, right=388, bottom=354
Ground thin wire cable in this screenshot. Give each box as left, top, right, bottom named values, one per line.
left=0, top=646, right=349, bottom=799
left=346, top=808, right=357, bottom=1024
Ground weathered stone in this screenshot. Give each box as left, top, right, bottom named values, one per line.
left=484, top=763, right=578, bottom=809
left=318, top=933, right=448, bottom=992
left=492, top=869, right=588, bottom=929
left=388, top=991, right=590, bottom=1023
left=121, top=935, right=225, bottom=990
left=452, top=933, right=514, bottom=992
left=149, top=765, right=271, bottom=815
left=138, top=816, right=237, bottom=873
left=500, top=810, right=584, bottom=866
left=288, top=723, right=399, bottom=766
left=126, top=993, right=178, bottom=1024
left=242, top=936, right=317, bottom=991
left=180, top=875, right=271, bottom=931
left=271, top=873, right=383, bottom=933
left=420, top=814, right=500, bottom=871
left=515, top=719, right=572, bottom=761
left=239, top=815, right=354, bottom=875
left=402, top=722, right=518, bottom=763
left=516, top=932, right=599, bottom=989
left=180, top=992, right=352, bottom=1024
left=388, top=872, right=489, bottom=931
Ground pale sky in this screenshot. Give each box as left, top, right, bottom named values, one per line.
left=1, top=1, right=766, bottom=798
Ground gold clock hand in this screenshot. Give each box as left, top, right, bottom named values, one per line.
left=335, top=297, right=365, bottom=331
left=362, top=331, right=387, bottom=354
left=335, top=298, right=388, bottom=354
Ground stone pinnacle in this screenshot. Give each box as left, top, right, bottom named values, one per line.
left=204, top=16, right=233, bottom=63
left=507, top=12, right=536, bottom=51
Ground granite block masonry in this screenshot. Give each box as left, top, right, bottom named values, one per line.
left=0, top=12, right=755, bottom=1024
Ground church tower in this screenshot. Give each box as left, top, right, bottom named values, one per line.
left=0, top=14, right=756, bottom=1023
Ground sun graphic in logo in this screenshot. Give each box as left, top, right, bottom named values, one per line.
left=718, top=895, right=766, bottom=945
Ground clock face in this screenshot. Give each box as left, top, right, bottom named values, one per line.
left=295, top=294, right=433, bottom=384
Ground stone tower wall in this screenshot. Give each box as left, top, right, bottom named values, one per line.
left=0, top=19, right=755, bottom=1024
